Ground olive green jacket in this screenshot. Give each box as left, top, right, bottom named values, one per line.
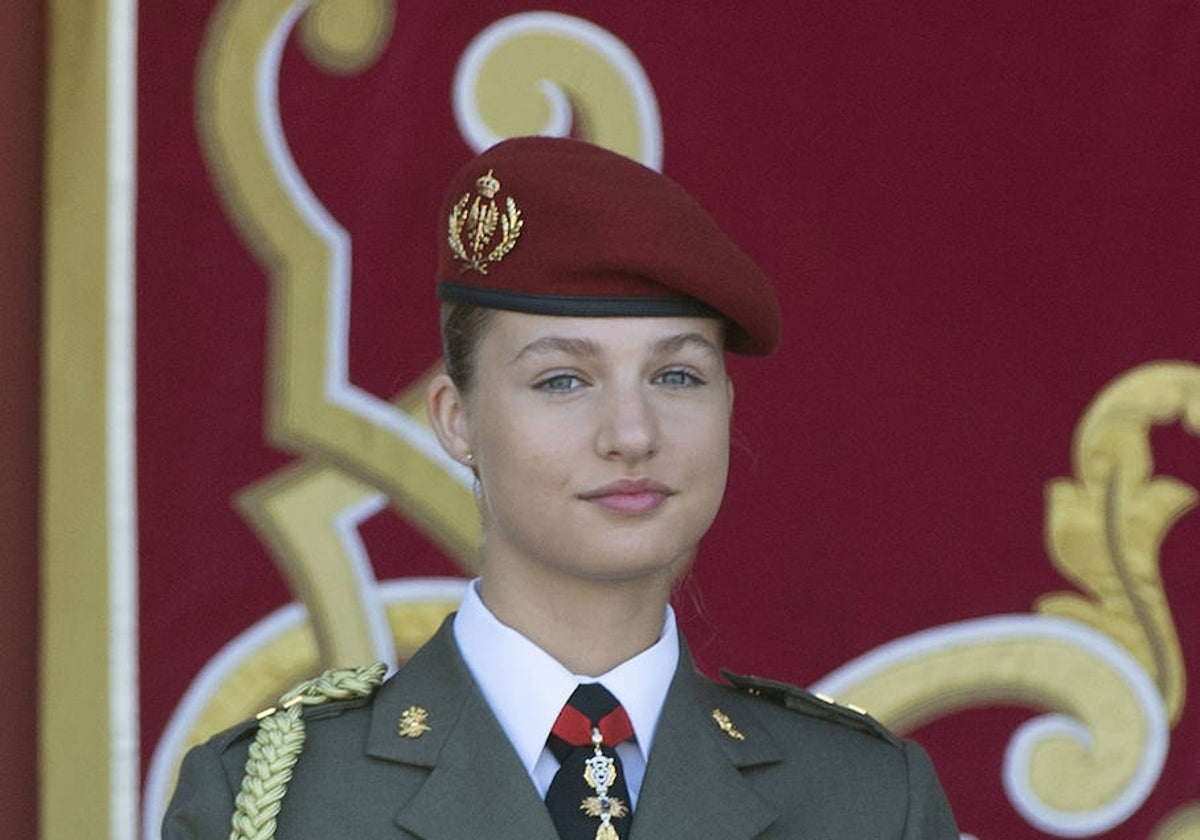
left=163, top=618, right=958, bottom=839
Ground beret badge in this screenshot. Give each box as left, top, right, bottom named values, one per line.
left=447, top=168, right=524, bottom=274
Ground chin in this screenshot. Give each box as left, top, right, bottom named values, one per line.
left=565, top=540, right=698, bottom=584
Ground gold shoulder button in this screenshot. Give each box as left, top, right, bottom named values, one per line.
left=721, top=670, right=898, bottom=747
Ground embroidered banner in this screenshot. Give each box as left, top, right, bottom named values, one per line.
left=41, top=3, right=1200, bottom=839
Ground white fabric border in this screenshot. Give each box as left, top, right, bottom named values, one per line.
left=813, top=614, right=1169, bottom=837
left=109, top=0, right=140, bottom=837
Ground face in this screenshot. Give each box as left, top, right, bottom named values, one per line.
left=429, top=312, right=733, bottom=589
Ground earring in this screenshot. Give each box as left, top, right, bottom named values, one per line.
left=463, top=452, right=474, bottom=465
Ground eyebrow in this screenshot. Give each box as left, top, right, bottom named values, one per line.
left=512, top=331, right=721, bottom=363
left=512, top=336, right=603, bottom=362
left=656, top=332, right=722, bottom=357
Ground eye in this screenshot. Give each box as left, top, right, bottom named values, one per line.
left=654, top=368, right=705, bottom=388
left=534, top=373, right=586, bottom=393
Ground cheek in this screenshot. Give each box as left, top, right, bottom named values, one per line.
left=475, top=410, right=574, bottom=493
left=474, top=428, right=575, bottom=540
left=690, top=416, right=732, bottom=494
left=682, top=408, right=731, bottom=459
left=659, top=428, right=727, bottom=517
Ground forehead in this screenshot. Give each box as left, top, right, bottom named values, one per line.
left=482, top=311, right=726, bottom=357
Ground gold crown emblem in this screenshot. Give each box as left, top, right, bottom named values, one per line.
left=475, top=169, right=500, bottom=198
left=448, top=169, right=523, bottom=274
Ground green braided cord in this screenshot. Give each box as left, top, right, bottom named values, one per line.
left=228, top=704, right=304, bottom=840
left=278, top=661, right=387, bottom=709
left=228, top=662, right=387, bottom=840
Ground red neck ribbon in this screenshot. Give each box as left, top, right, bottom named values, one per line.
left=551, top=701, right=634, bottom=747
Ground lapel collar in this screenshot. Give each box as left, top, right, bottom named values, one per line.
left=366, top=617, right=559, bottom=840
left=630, top=644, right=779, bottom=840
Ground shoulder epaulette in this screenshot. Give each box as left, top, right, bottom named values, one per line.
left=722, top=670, right=899, bottom=747
left=229, top=662, right=387, bottom=840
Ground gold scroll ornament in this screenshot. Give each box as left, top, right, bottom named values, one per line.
left=814, top=361, right=1200, bottom=835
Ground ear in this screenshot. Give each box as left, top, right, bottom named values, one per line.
left=426, top=372, right=473, bottom=464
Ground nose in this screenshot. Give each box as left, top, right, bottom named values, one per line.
left=595, top=383, right=658, bottom=462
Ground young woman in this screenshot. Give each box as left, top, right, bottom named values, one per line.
left=164, top=137, right=958, bottom=840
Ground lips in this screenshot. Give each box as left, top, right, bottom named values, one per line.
left=579, top=478, right=674, bottom=515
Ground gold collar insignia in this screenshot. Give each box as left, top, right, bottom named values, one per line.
left=398, top=705, right=432, bottom=739
left=711, top=708, right=745, bottom=740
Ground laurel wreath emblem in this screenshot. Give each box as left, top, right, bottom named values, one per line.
left=448, top=170, right=523, bottom=274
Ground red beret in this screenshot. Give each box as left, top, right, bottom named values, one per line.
left=436, top=136, right=780, bottom=356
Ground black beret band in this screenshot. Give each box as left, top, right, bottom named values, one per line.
left=437, top=282, right=721, bottom=320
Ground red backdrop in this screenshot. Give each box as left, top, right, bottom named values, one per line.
left=128, top=3, right=1199, bottom=838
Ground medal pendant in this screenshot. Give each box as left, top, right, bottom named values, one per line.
left=581, top=796, right=628, bottom=819
left=583, top=752, right=617, bottom=793
left=595, top=820, right=619, bottom=840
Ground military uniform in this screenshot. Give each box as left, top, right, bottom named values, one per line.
left=164, top=617, right=958, bottom=839
left=165, top=137, right=959, bottom=839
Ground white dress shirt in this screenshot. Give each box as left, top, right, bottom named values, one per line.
left=452, top=579, right=679, bottom=807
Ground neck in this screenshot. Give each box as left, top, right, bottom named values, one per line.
left=479, top=566, right=674, bottom=676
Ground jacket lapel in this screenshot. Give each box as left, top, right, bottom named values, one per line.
left=630, top=650, right=780, bottom=840
left=365, top=617, right=559, bottom=840
left=362, top=617, right=777, bottom=840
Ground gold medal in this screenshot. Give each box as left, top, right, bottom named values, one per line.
left=583, top=753, right=617, bottom=791
left=576, top=726, right=625, bottom=840
left=581, top=796, right=629, bottom=819
left=596, top=822, right=619, bottom=840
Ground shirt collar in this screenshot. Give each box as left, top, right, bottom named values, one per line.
left=452, top=579, right=678, bottom=776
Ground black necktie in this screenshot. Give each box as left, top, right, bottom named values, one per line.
left=545, top=683, right=635, bottom=840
